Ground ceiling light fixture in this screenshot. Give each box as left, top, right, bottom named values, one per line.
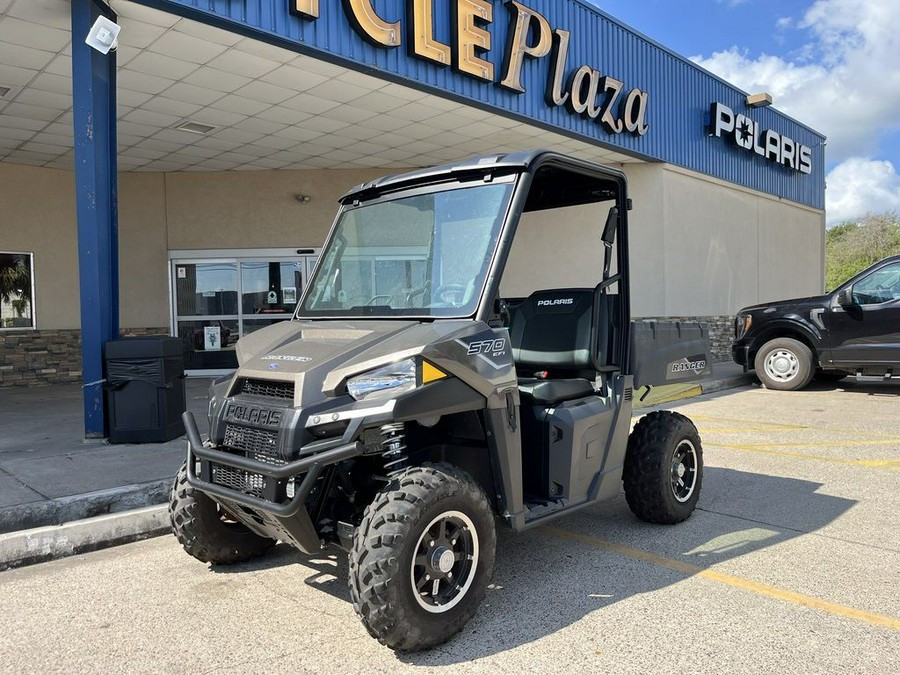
left=176, top=121, right=217, bottom=135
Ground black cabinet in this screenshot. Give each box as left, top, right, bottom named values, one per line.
left=105, top=336, right=186, bottom=443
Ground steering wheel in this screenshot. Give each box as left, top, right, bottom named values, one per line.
left=366, top=294, right=392, bottom=306
left=434, top=284, right=467, bottom=307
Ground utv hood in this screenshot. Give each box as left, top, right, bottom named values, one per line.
left=234, top=319, right=475, bottom=404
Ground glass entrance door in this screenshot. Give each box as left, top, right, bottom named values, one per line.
left=170, top=251, right=318, bottom=373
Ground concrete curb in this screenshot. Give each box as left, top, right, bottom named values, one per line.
left=0, top=505, right=169, bottom=571
left=701, top=371, right=756, bottom=395
left=0, top=479, right=171, bottom=535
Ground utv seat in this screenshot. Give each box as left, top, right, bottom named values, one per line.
left=508, top=288, right=599, bottom=406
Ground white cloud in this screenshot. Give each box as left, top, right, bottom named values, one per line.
left=691, top=0, right=900, bottom=162
left=825, top=158, right=900, bottom=225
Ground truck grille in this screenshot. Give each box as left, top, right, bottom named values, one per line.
left=239, top=378, right=295, bottom=400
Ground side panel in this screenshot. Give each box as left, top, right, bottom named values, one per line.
left=824, top=302, right=900, bottom=368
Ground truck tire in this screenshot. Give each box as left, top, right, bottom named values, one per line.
left=623, top=411, right=703, bottom=524
left=169, top=463, right=275, bottom=564
left=349, top=464, right=496, bottom=652
left=754, top=337, right=815, bottom=390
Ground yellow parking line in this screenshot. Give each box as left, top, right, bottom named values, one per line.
left=690, top=414, right=900, bottom=442
left=689, top=414, right=810, bottom=430
left=711, top=442, right=900, bottom=471
left=542, top=526, right=900, bottom=632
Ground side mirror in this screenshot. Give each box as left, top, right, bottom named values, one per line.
left=837, top=287, right=855, bottom=308
left=601, top=206, right=619, bottom=246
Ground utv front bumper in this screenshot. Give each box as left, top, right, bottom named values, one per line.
left=182, top=411, right=363, bottom=553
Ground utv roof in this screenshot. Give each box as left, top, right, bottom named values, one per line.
left=339, top=149, right=624, bottom=204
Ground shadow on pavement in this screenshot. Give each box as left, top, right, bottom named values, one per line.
left=805, top=378, right=899, bottom=397
left=201, top=466, right=855, bottom=661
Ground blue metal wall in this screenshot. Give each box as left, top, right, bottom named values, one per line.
left=136, top=0, right=826, bottom=209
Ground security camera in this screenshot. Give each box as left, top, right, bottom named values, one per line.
left=85, top=15, right=121, bottom=54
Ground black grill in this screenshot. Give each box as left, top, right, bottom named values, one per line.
left=213, top=465, right=265, bottom=498
left=240, top=378, right=295, bottom=400
left=224, top=424, right=278, bottom=455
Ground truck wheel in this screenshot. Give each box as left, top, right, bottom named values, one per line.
left=754, top=337, right=814, bottom=390
left=623, top=411, right=703, bottom=524
left=349, top=464, right=496, bottom=652
left=169, top=463, right=275, bottom=565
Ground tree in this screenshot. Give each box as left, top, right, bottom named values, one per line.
left=0, top=253, right=32, bottom=324
left=825, top=212, right=900, bottom=290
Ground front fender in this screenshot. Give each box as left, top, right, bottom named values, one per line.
left=748, top=316, right=823, bottom=355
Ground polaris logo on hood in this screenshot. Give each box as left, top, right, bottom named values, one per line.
left=263, top=354, right=312, bottom=363
left=537, top=298, right=574, bottom=307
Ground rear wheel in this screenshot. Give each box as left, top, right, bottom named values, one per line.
left=623, top=411, right=703, bottom=524
left=349, top=464, right=496, bottom=652
left=754, top=337, right=815, bottom=391
left=169, top=463, right=275, bottom=564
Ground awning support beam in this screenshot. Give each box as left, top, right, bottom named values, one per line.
left=71, top=0, right=120, bottom=438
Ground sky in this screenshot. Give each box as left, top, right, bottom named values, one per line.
left=584, top=0, right=900, bottom=226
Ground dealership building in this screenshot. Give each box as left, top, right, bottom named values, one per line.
left=0, top=0, right=825, bottom=432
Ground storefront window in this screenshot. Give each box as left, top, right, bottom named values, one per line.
left=0, top=252, right=35, bottom=330
left=170, top=252, right=318, bottom=372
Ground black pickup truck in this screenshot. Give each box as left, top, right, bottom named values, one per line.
left=732, top=255, right=900, bottom=390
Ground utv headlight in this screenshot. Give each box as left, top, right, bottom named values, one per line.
left=347, top=358, right=418, bottom=402
left=346, top=358, right=449, bottom=402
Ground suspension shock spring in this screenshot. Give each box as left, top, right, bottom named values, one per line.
left=380, top=422, right=408, bottom=478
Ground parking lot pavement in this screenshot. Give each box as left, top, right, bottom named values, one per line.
left=0, top=381, right=898, bottom=674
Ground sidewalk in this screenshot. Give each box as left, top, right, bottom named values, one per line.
left=0, top=378, right=213, bottom=535
left=0, top=364, right=753, bottom=567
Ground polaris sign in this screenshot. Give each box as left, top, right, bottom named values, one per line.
left=709, top=102, right=813, bottom=175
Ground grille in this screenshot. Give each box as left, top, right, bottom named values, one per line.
left=224, top=424, right=278, bottom=455
left=240, top=378, right=295, bottom=400
left=624, top=387, right=633, bottom=401
left=213, top=466, right=265, bottom=498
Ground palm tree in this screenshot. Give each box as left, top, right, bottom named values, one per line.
left=0, top=253, right=31, bottom=324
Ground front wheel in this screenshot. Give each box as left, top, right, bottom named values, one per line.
left=754, top=337, right=815, bottom=390
left=349, top=464, right=496, bottom=652
left=623, top=411, right=703, bottom=524
left=169, top=463, right=275, bottom=564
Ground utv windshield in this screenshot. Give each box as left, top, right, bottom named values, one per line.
left=300, top=177, right=515, bottom=318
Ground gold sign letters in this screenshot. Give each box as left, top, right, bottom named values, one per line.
left=290, top=0, right=318, bottom=19
left=287, top=0, right=650, bottom=137
left=342, top=0, right=401, bottom=47
left=409, top=0, right=450, bottom=64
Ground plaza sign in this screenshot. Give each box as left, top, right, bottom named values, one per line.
left=290, top=0, right=650, bottom=137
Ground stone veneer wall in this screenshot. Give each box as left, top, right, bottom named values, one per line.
left=0, top=328, right=169, bottom=387
left=636, top=315, right=734, bottom=363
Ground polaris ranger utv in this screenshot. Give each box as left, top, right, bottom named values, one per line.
left=170, top=150, right=710, bottom=651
